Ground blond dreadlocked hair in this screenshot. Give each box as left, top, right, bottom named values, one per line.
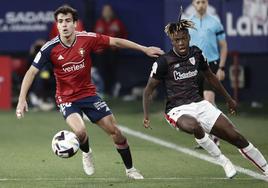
left=165, top=19, right=195, bottom=38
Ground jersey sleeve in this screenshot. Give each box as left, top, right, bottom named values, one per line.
left=32, top=45, right=51, bottom=70
left=150, top=56, right=168, bottom=80
left=198, top=51, right=209, bottom=71
left=215, top=20, right=226, bottom=41
left=193, top=46, right=209, bottom=72
left=87, top=32, right=110, bottom=52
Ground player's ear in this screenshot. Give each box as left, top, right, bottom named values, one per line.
left=74, top=21, right=77, bottom=28
left=56, top=21, right=60, bottom=30
left=170, top=37, right=175, bottom=46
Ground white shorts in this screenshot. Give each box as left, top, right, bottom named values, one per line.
left=165, top=100, right=222, bottom=133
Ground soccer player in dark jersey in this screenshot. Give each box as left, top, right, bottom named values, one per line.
left=142, top=18, right=268, bottom=178
left=16, top=5, right=164, bottom=179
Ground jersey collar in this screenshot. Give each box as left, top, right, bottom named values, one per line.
left=59, top=34, right=77, bottom=48
left=193, top=13, right=208, bottom=20
left=172, top=47, right=190, bottom=58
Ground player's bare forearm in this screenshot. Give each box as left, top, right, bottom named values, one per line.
left=143, top=87, right=153, bottom=129
left=204, top=69, right=232, bottom=101
left=143, top=87, right=153, bottom=121
left=110, top=37, right=145, bottom=51
left=16, top=66, right=39, bottom=118
left=205, top=69, right=237, bottom=114
left=18, top=66, right=39, bottom=101
left=109, top=37, right=164, bottom=57
left=142, top=78, right=160, bottom=128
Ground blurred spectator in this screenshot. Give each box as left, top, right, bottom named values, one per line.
left=93, top=4, right=128, bottom=97
left=94, top=4, right=127, bottom=39
left=27, top=39, right=55, bottom=111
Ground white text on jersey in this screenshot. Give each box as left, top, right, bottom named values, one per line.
left=62, top=59, right=85, bottom=72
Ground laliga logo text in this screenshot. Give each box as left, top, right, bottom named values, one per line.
left=62, top=59, right=85, bottom=72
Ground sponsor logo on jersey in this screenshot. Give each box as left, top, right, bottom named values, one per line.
left=189, top=57, right=196, bottom=65
left=33, top=52, right=42, bottom=64
left=173, top=70, right=198, bottom=80
left=58, top=55, right=64, bottom=60
left=174, top=63, right=180, bottom=68
left=79, top=48, right=85, bottom=57
left=62, top=59, right=85, bottom=72
left=150, top=62, right=158, bottom=77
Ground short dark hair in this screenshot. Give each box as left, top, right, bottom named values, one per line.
left=54, top=5, right=78, bottom=22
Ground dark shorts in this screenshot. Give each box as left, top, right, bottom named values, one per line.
left=198, top=60, right=220, bottom=93
left=58, top=95, right=112, bottom=123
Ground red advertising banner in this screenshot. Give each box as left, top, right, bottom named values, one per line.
left=0, top=56, right=12, bottom=110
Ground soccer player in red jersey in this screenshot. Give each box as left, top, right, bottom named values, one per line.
left=16, top=5, right=164, bottom=179
left=143, top=18, right=268, bottom=178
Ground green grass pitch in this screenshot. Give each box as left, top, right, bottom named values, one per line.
left=0, top=100, right=267, bottom=187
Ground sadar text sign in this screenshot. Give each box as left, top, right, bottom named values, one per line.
left=0, top=0, right=85, bottom=52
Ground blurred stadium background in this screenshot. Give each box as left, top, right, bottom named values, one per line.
left=0, top=0, right=268, bottom=187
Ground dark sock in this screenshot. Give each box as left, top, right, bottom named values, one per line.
left=117, top=147, right=133, bottom=169
left=80, top=138, right=89, bottom=153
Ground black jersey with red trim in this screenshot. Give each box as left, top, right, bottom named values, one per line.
left=150, top=46, right=209, bottom=113
left=32, top=31, right=110, bottom=104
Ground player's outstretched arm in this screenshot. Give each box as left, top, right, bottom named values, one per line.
left=109, top=37, right=164, bottom=57
left=16, top=66, right=39, bottom=119
left=203, top=69, right=237, bottom=115
left=143, top=77, right=161, bottom=128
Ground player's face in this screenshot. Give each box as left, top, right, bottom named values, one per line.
left=193, top=0, right=208, bottom=15
left=56, top=13, right=77, bottom=38
left=171, top=31, right=190, bottom=56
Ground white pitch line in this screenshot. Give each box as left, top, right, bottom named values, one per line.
left=119, top=126, right=268, bottom=182
left=0, top=177, right=259, bottom=182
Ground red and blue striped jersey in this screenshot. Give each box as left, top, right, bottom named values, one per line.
left=32, top=31, right=110, bottom=104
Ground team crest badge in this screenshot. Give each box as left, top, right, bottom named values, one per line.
left=79, top=48, right=85, bottom=57
left=174, top=63, right=180, bottom=68
left=189, top=57, right=196, bottom=65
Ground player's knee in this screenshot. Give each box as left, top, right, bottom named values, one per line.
left=111, top=127, right=125, bottom=142
left=192, top=123, right=203, bottom=134
left=178, top=118, right=201, bottom=134
left=74, top=127, right=87, bottom=142
left=114, top=127, right=123, bottom=138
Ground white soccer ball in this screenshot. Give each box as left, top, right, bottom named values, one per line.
left=51, top=130, right=80, bottom=158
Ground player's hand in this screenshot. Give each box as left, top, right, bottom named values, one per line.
left=216, top=69, right=225, bottom=81
left=145, top=47, right=164, bottom=58
left=226, top=98, right=237, bottom=115
left=143, top=118, right=152, bottom=129
left=16, top=100, right=28, bottom=119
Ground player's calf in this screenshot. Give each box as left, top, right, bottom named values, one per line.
left=115, top=139, right=133, bottom=169
left=115, top=139, right=144, bottom=179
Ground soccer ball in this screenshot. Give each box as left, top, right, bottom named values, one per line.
left=51, top=130, right=80, bottom=158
